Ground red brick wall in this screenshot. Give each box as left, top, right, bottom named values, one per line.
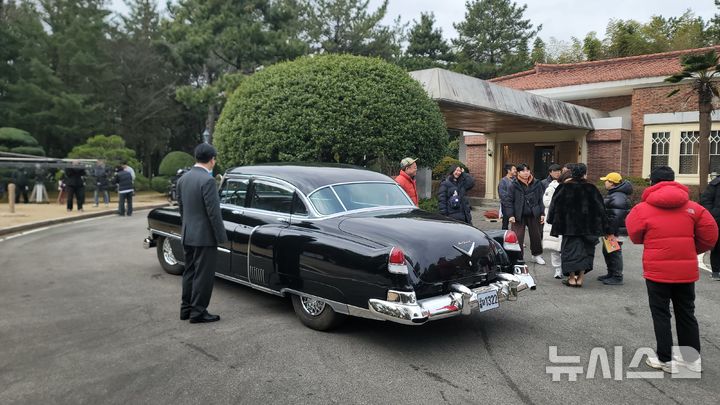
left=629, top=83, right=699, bottom=177
left=567, top=96, right=632, bottom=112
left=586, top=129, right=623, bottom=181
left=464, top=135, right=486, bottom=197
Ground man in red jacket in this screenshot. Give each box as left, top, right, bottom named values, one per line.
left=626, top=166, right=718, bottom=374
left=395, top=157, right=418, bottom=206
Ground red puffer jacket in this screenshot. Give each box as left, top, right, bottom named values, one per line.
left=626, top=181, right=718, bottom=283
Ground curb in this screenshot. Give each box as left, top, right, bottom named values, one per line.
left=0, top=203, right=170, bottom=237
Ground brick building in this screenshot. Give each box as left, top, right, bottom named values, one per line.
left=412, top=46, right=719, bottom=199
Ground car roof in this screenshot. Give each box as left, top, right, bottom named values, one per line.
left=226, top=163, right=395, bottom=195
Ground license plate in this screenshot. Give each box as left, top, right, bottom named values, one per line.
left=476, top=290, right=499, bottom=312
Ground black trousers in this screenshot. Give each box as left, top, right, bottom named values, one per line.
left=645, top=279, right=700, bottom=362
left=501, top=215, right=510, bottom=230
left=602, top=240, right=624, bottom=277
left=511, top=215, right=543, bottom=256
left=65, top=186, right=84, bottom=210
left=710, top=236, right=720, bottom=274
left=14, top=186, right=29, bottom=203
left=182, top=245, right=217, bottom=319
left=118, top=192, right=133, bottom=216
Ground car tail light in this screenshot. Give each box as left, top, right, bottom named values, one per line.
left=388, top=247, right=409, bottom=274
left=503, top=230, right=521, bottom=251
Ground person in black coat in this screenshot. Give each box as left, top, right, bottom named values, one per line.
left=547, top=163, right=609, bottom=287
left=93, top=160, right=110, bottom=207
left=598, top=172, right=632, bottom=285
left=177, top=144, right=229, bottom=323
left=11, top=168, right=30, bottom=204
left=700, top=174, right=720, bottom=280
left=438, top=165, right=475, bottom=224
left=64, top=164, right=86, bottom=212
left=113, top=166, right=134, bottom=216
left=501, top=163, right=545, bottom=263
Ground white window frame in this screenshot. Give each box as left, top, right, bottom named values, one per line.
left=643, top=123, right=720, bottom=185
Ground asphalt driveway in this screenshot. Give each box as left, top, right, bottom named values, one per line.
left=0, top=215, right=719, bottom=404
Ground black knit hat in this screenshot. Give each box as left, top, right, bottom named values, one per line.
left=650, top=166, right=674, bottom=185
left=194, top=143, right=217, bottom=163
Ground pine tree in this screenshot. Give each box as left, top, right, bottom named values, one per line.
left=453, top=0, right=540, bottom=79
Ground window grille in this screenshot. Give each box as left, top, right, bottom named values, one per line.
left=650, top=132, right=670, bottom=171
left=679, top=131, right=699, bottom=174
left=711, top=131, right=720, bottom=174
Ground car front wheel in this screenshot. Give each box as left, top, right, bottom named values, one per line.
left=290, top=294, right=346, bottom=331
left=156, top=236, right=184, bottom=275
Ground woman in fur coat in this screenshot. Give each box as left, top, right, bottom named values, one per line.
left=547, top=164, right=609, bottom=287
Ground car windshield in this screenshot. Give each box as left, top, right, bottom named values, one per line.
left=308, top=182, right=413, bottom=215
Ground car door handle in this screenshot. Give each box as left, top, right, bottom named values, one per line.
left=232, top=210, right=243, bottom=215
left=278, top=217, right=290, bottom=223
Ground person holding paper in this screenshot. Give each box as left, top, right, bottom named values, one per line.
left=599, top=172, right=633, bottom=285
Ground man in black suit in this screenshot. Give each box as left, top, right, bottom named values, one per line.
left=177, top=143, right=228, bottom=323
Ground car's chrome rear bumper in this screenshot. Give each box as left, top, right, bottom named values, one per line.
left=367, top=272, right=535, bottom=325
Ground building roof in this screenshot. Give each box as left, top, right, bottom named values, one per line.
left=409, top=68, right=605, bottom=133
left=491, top=46, right=720, bottom=91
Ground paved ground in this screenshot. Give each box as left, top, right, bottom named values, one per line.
left=1, top=213, right=719, bottom=404
left=0, top=192, right=168, bottom=229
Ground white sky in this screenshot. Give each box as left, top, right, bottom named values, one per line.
left=373, top=0, right=717, bottom=42
left=111, top=0, right=718, bottom=43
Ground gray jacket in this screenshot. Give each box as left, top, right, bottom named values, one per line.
left=177, top=166, right=228, bottom=247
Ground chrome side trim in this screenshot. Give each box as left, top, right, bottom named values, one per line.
left=347, top=304, right=384, bottom=321
left=247, top=225, right=261, bottom=289
left=217, top=247, right=230, bottom=253
left=215, top=273, right=284, bottom=297
left=149, top=228, right=181, bottom=240
left=281, top=288, right=350, bottom=315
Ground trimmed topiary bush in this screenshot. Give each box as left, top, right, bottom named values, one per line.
left=151, top=176, right=171, bottom=193
left=215, top=54, right=448, bottom=172
left=432, top=156, right=469, bottom=180
left=158, top=151, right=194, bottom=177
left=0, top=127, right=45, bottom=156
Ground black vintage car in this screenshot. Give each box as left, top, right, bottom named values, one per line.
left=143, top=164, right=535, bottom=330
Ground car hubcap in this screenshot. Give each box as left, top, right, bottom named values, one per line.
left=300, top=296, right=326, bottom=316
left=163, top=238, right=177, bottom=266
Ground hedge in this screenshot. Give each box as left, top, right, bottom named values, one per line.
left=158, top=151, right=194, bottom=177
left=215, top=54, right=448, bottom=173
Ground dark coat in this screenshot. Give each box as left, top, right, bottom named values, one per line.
left=177, top=166, right=228, bottom=246
left=438, top=172, right=475, bottom=223
left=114, top=169, right=134, bottom=192
left=64, top=168, right=86, bottom=188
left=94, top=166, right=110, bottom=190
left=604, top=180, right=632, bottom=236
left=547, top=181, right=609, bottom=237
left=700, top=175, right=720, bottom=223
left=501, top=177, right=544, bottom=221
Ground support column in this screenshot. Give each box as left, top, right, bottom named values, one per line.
left=485, top=134, right=496, bottom=199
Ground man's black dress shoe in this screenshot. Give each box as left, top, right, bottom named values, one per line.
left=180, top=312, right=190, bottom=321
left=189, top=313, right=220, bottom=324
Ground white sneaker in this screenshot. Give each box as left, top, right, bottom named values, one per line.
left=645, top=356, right=679, bottom=373
left=674, top=355, right=702, bottom=372
left=533, top=255, right=546, bottom=265
left=553, top=268, right=562, bottom=279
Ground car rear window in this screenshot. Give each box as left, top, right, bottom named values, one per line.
left=308, top=182, right=412, bottom=215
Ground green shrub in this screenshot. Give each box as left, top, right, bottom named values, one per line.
left=158, top=151, right=194, bottom=177
left=432, top=156, right=469, bottom=180
left=151, top=176, right=170, bottom=193
left=67, top=135, right=141, bottom=171
left=134, top=174, right=150, bottom=192
left=215, top=54, right=448, bottom=173
left=419, top=197, right=438, bottom=213
left=11, top=146, right=45, bottom=156
left=0, top=127, right=44, bottom=156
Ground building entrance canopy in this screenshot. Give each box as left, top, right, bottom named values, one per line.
left=409, top=69, right=606, bottom=133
